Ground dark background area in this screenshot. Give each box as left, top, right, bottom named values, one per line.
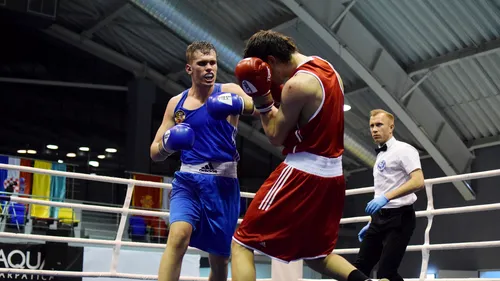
left=0, top=7, right=282, bottom=206
left=2, top=0, right=500, bottom=278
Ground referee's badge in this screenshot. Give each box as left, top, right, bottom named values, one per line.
left=377, top=160, right=386, bottom=171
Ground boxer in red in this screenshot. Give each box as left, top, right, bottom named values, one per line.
left=230, top=30, right=381, bottom=281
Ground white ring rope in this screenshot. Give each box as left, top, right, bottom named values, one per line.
left=2, top=163, right=500, bottom=280
left=0, top=268, right=272, bottom=281
left=301, top=279, right=500, bottom=281
left=0, top=164, right=256, bottom=199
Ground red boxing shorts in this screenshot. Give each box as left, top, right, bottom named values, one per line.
left=233, top=152, right=345, bottom=263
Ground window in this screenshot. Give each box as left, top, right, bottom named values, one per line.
left=27, top=0, right=57, bottom=18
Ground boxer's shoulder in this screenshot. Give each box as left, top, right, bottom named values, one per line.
left=282, top=74, right=318, bottom=103
left=220, top=83, right=242, bottom=93
left=168, top=93, right=184, bottom=107
left=163, top=93, right=184, bottom=118
left=172, top=92, right=184, bottom=102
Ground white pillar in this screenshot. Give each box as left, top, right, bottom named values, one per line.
left=272, top=259, right=303, bottom=281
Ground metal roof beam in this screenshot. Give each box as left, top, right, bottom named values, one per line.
left=0, top=77, right=128, bottom=91
left=271, top=18, right=300, bottom=32
left=82, top=3, right=130, bottom=38
left=43, top=24, right=284, bottom=160
left=408, top=38, right=500, bottom=77
left=281, top=0, right=475, bottom=200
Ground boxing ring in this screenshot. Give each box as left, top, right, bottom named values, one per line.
left=0, top=163, right=500, bottom=281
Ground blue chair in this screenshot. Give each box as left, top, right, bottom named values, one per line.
left=7, top=203, right=26, bottom=232
left=128, top=216, right=147, bottom=241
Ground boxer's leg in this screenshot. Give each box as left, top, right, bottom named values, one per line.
left=159, top=221, right=193, bottom=281
left=158, top=173, right=201, bottom=281
left=196, top=176, right=240, bottom=281
left=231, top=241, right=256, bottom=281
left=207, top=253, right=229, bottom=281
left=305, top=255, right=370, bottom=281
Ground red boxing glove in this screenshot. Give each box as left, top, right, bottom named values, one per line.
left=235, top=57, right=274, bottom=113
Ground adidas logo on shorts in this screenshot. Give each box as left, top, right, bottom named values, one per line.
left=199, top=162, right=218, bottom=174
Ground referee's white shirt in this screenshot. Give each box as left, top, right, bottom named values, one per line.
left=373, top=136, right=421, bottom=209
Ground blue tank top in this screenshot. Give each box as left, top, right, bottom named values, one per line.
left=173, top=83, right=240, bottom=165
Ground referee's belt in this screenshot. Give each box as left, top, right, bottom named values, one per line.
left=378, top=204, right=414, bottom=215
left=180, top=161, right=237, bottom=178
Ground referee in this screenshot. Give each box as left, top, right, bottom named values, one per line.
left=353, top=109, right=425, bottom=281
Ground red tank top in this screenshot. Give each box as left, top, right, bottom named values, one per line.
left=282, top=56, right=344, bottom=158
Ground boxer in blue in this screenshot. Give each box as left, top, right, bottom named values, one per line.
left=150, top=41, right=256, bottom=281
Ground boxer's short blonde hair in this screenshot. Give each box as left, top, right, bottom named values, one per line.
left=186, top=41, right=217, bottom=63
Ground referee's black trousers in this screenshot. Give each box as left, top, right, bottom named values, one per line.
left=353, top=205, right=416, bottom=281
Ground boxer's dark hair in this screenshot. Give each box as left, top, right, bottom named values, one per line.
left=244, top=30, right=298, bottom=63
left=186, top=41, right=217, bottom=63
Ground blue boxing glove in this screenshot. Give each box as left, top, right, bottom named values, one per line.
left=206, top=92, right=244, bottom=120
left=358, top=222, right=370, bottom=242
left=365, top=195, right=389, bottom=215
left=160, top=123, right=195, bottom=156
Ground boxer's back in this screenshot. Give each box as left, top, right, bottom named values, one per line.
left=282, top=56, right=345, bottom=158
left=173, top=83, right=240, bottom=165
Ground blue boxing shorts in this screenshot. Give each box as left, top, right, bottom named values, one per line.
left=169, top=161, right=240, bottom=257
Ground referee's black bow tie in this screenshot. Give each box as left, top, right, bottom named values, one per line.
left=375, top=144, right=387, bottom=154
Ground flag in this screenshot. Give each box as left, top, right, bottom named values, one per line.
left=0, top=156, right=32, bottom=215
left=132, top=174, right=163, bottom=226
left=30, top=160, right=52, bottom=218
left=3, top=157, right=21, bottom=196
left=7, top=157, right=20, bottom=183
left=50, top=163, right=67, bottom=218
left=20, top=158, right=33, bottom=196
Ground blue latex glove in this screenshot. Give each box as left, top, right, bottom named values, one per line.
left=358, top=222, right=370, bottom=242
left=365, top=195, right=389, bottom=215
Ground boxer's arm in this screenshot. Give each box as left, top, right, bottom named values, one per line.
left=150, top=95, right=180, bottom=162
left=259, top=74, right=314, bottom=146
left=222, top=83, right=258, bottom=117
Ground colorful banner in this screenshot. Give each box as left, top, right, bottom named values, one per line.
left=7, top=157, right=20, bottom=181
left=19, top=158, right=33, bottom=196
left=30, top=160, right=52, bottom=218
left=50, top=163, right=67, bottom=218
left=132, top=174, right=163, bottom=226
left=0, top=157, right=32, bottom=215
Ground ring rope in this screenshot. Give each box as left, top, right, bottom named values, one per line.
left=2, top=163, right=500, bottom=280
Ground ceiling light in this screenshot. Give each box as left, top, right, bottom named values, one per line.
left=343, top=104, right=351, bottom=112
left=17, top=150, right=27, bottom=154
left=89, top=161, right=99, bottom=167
left=79, top=147, right=90, bottom=152
left=46, top=144, right=58, bottom=150
left=105, top=148, right=117, bottom=153
left=66, top=153, right=76, bottom=158
left=58, top=160, right=64, bottom=163
left=27, top=150, right=37, bottom=154
left=97, top=155, right=105, bottom=159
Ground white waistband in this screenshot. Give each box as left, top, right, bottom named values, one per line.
left=180, top=161, right=238, bottom=178
left=284, top=152, right=343, bottom=178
